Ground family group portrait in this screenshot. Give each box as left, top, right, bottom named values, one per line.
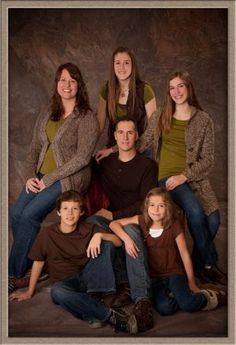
left=2, top=2, right=233, bottom=344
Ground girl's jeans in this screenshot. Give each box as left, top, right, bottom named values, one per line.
left=9, top=180, right=61, bottom=278
left=151, top=274, right=207, bottom=315
left=158, top=178, right=219, bottom=270
left=51, top=241, right=116, bottom=322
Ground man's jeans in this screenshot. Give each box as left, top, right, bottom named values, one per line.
left=86, top=215, right=151, bottom=302
left=9, top=181, right=61, bottom=277
left=51, top=241, right=116, bottom=322
left=151, top=274, right=207, bottom=315
left=158, top=178, right=219, bottom=270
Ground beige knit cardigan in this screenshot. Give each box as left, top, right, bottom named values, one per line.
left=137, top=106, right=218, bottom=215
left=24, top=107, right=99, bottom=194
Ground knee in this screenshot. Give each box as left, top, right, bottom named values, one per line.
left=154, top=299, right=177, bottom=316
left=123, top=224, right=143, bottom=243
left=50, top=282, right=67, bottom=304
left=101, top=240, right=115, bottom=253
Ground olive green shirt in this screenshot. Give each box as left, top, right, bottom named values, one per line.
left=158, top=118, right=189, bottom=180
left=39, top=118, right=66, bottom=174
left=100, top=83, right=155, bottom=119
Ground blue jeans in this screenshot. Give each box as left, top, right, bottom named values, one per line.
left=151, top=274, right=207, bottom=315
left=124, top=224, right=151, bottom=302
left=158, top=178, right=219, bottom=269
left=86, top=215, right=128, bottom=284
left=51, top=241, right=116, bottom=322
left=9, top=180, right=61, bottom=277
left=86, top=216, right=151, bottom=302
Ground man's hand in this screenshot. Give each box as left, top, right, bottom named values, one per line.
left=95, top=208, right=113, bottom=220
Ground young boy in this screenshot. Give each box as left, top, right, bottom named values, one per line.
left=9, top=190, right=138, bottom=334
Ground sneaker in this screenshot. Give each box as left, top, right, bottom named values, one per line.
left=197, top=265, right=227, bottom=286
left=133, top=298, right=153, bottom=332
left=201, top=288, right=227, bottom=311
left=109, top=309, right=138, bottom=334
left=88, top=320, right=104, bottom=328
left=8, top=277, right=17, bottom=294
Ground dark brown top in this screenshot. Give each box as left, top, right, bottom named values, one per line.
left=138, top=215, right=185, bottom=278
left=29, top=222, right=105, bottom=283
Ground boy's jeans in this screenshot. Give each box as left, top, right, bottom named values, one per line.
left=86, top=215, right=151, bottom=302
left=51, top=241, right=116, bottom=322
left=158, top=178, right=219, bottom=270
left=9, top=180, right=61, bottom=277
left=151, top=274, right=206, bottom=315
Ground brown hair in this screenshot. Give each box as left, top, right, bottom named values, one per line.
left=50, top=62, right=91, bottom=121
left=107, top=47, right=141, bottom=122
left=157, top=70, right=202, bottom=135
left=114, top=115, right=138, bottom=131
left=56, top=190, right=84, bottom=211
left=143, top=187, right=176, bottom=230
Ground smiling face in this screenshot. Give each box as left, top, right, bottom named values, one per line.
left=114, top=120, right=138, bottom=152
left=57, top=69, right=78, bottom=102
left=169, top=76, right=188, bottom=105
left=57, top=200, right=83, bottom=233
left=147, top=195, right=167, bottom=227
left=114, top=52, right=132, bottom=82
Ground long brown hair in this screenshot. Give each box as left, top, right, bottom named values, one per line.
left=157, top=70, right=202, bottom=135
left=50, top=62, right=91, bottom=121
left=107, top=47, right=141, bottom=122
left=143, top=187, right=176, bottom=230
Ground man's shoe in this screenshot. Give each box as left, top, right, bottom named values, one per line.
left=201, top=288, right=227, bottom=311
left=109, top=309, right=138, bottom=334
left=197, top=265, right=227, bottom=286
left=104, top=283, right=132, bottom=308
left=133, top=298, right=153, bottom=332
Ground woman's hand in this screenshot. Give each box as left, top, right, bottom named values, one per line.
left=124, top=237, right=140, bottom=258
left=87, top=233, right=102, bottom=258
left=165, top=174, right=187, bottom=191
left=9, top=289, right=33, bottom=302
left=26, top=178, right=40, bottom=193
left=37, top=179, right=46, bottom=191
left=95, top=148, right=113, bottom=162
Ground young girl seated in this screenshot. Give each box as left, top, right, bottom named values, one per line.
left=109, top=187, right=227, bottom=315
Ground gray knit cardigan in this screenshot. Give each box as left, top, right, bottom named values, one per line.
left=24, top=107, right=99, bottom=194
left=137, top=106, right=218, bottom=215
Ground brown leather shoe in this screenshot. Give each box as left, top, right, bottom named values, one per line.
left=133, top=298, right=153, bottom=332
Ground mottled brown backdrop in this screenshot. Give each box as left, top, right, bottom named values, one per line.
left=9, top=8, right=227, bottom=204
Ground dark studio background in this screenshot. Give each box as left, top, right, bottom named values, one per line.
left=9, top=8, right=227, bottom=204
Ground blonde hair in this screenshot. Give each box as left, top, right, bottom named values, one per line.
left=157, top=70, right=202, bottom=135
left=107, top=47, right=141, bottom=123
left=143, top=187, right=177, bottom=230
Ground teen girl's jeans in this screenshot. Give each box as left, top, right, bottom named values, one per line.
left=9, top=180, right=61, bottom=278
left=151, top=274, right=207, bottom=315
left=86, top=216, right=151, bottom=302
left=158, top=178, right=219, bottom=270
left=51, top=241, right=116, bottom=322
